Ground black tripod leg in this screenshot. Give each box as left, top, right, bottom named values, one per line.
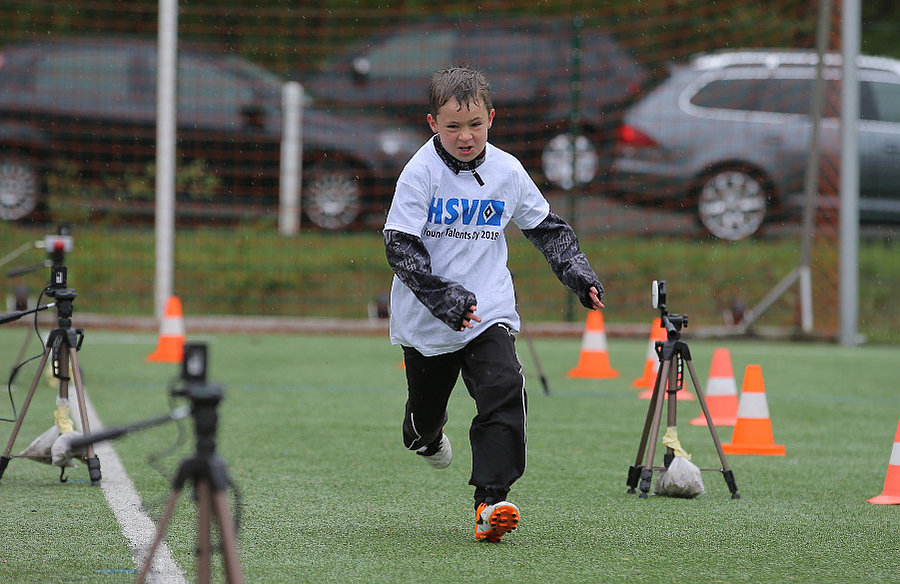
left=9, top=324, right=33, bottom=385
left=0, top=348, right=52, bottom=479
left=194, top=478, right=244, bottom=584
left=627, top=364, right=666, bottom=493
left=662, top=358, right=680, bottom=469
left=67, top=347, right=100, bottom=485
left=212, top=489, right=245, bottom=584
left=639, top=359, right=672, bottom=498
left=136, top=488, right=183, bottom=584
left=196, top=479, right=213, bottom=584
left=523, top=333, right=550, bottom=395
left=684, top=358, right=740, bottom=499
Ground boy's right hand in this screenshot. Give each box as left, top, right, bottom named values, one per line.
left=460, top=305, right=482, bottom=330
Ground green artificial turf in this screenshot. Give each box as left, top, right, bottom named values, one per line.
left=0, top=327, right=898, bottom=583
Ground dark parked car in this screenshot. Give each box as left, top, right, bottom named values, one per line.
left=0, top=37, right=425, bottom=229
left=611, top=49, right=900, bottom=240
left=300, top=17, right=649, bottom=191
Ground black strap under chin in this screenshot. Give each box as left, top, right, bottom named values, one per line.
left=432, top=135, right=486, bottom=185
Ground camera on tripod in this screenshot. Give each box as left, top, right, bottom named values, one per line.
left=47, top=266, right=76, bottom=301
left=171, top=343, right=224, bottom=450
left=651, top=279, right=687, bottom=336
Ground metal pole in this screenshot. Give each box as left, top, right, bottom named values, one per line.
left=565, top=15, right=583, bottom=323
left=840, top=0, right=862, bottom=345
left=798, top=0, right=831, bottom=334
left=279, top=81, right=304, bottom=236
left=739, top=0, right=830, bottom=334
left=155, top=0, right=178, bottom=319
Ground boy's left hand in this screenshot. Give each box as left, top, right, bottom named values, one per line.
left=587, top=286, right=604, bottom=310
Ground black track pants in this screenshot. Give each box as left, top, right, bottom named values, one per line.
left=402, top=323, right=527, bottom=506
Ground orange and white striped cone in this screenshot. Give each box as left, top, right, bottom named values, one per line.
left=690, top=347, right=739, bottom=426
left=867, top=415, right=900, bottom=505
left=567, top=311, right=618, bottom=379
left=637, top=364, right=696, bottom=400
left=146, top=296, right=186, bottom=363
left=631, top=318, right=666, bottom=389
left=636, top=332, right=694, bottom=401
left=722, top=364, right=785, bottom=456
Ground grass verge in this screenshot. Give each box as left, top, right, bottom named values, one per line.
left=1, top=225, right=897, bottom=342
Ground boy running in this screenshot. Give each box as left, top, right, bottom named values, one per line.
left=384, top=67, right=604, bottom=542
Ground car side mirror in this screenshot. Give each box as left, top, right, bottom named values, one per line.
left=352, top=57, right=371, bottom=84
left=240, top=104, right=265, bottom=130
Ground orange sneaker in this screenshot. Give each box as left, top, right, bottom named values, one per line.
left=474, top=501, right=519, bottom=542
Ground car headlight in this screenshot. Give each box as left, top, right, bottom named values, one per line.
left=378, top=129, right=423, bottom=157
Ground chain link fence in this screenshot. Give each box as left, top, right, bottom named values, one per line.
left=1, top=1, right=896, bottom=341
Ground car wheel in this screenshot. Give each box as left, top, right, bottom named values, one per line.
left=696, top=168, right=769, bottom=240
left=302, top=159, right=362, bottom=230
left=541, top=133, right=599, bottom=190
left=0, top=154, right=41, bottom=221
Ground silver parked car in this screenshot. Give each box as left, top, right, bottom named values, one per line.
left=611, top=49, right=900, bottom=240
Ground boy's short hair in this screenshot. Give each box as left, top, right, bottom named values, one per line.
left=429, top=67, right=492, bottom=116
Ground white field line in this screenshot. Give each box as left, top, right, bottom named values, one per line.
left=78, top=392, right=187, bottom=583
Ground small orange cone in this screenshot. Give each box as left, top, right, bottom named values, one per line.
left=146, top=296, right=186, bottom=363
left=568, top=311, right=618, bottom=379
left=637, top=373, right=695, bottom=400
left=636, top=331, right=694, bottom=400
left=868, top=415, right=900, bottom=505
left=631, top=318, right=667, bottom=389
left=722, top=365, right=785, bottom=456
left=690, top=347, right=739, bottom=426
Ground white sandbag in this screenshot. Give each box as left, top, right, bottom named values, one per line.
left=18, top=425, right=60, bottom=464
left=16, top=397, right=83, bottom=467
left=51, top=431, right=85, bottom=467
left=654, top=455, right=705, bottom=498
left=653, top=426, right=705, bottom=498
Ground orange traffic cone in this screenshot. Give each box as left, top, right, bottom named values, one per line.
left=146, top=296, right=186, bottom=363
left=568, top=311, right=618, bottom=379
left=636, top=330, right=694, bottom=400
left=690, top=347, right=738, bottom=426
left=868, top=415, right=900, bottom=505
left=722, top=365, right=785, bottom=455
left=632, top=318, right=666, bottom=389
left=637, top=369, right=695, bottom=400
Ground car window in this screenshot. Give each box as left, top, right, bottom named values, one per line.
left=463, top=30, right=557, bottom=73
left=363, top=29, right=457, bottom=80
left=34, top=48, right=132, bottom=111
left=864, top=81, right=900, bottom=123
left=0, top=50, right=34, bottom=92
left=143, top=53, right=257, bottom=127
left=178, top=57, right=255, bottom=123
left=690, top=78, right=761, bottom=111
left=755, top=79, right=814, bottom=115
left=691, top=77, right=839, bottom=117
left=582, top=33, right=641, bottom=80
left=460, top=29, right=565, bottom=95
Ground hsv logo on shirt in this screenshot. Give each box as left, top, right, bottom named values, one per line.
left=428, top=197, right=504, bottom=227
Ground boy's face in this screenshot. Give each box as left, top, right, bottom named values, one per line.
left=427, top=97, right=494, bottom=163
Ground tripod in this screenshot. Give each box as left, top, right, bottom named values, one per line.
left=626, top=283, right=739, bottom=499
left=4, top=228, right=73, bottom=385
left=136, top=374, right=244, bottom=583
left=0, top=270, right=101, bottom=484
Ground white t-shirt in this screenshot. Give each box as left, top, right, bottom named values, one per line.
left=384, top=138, right=550, bottom=356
